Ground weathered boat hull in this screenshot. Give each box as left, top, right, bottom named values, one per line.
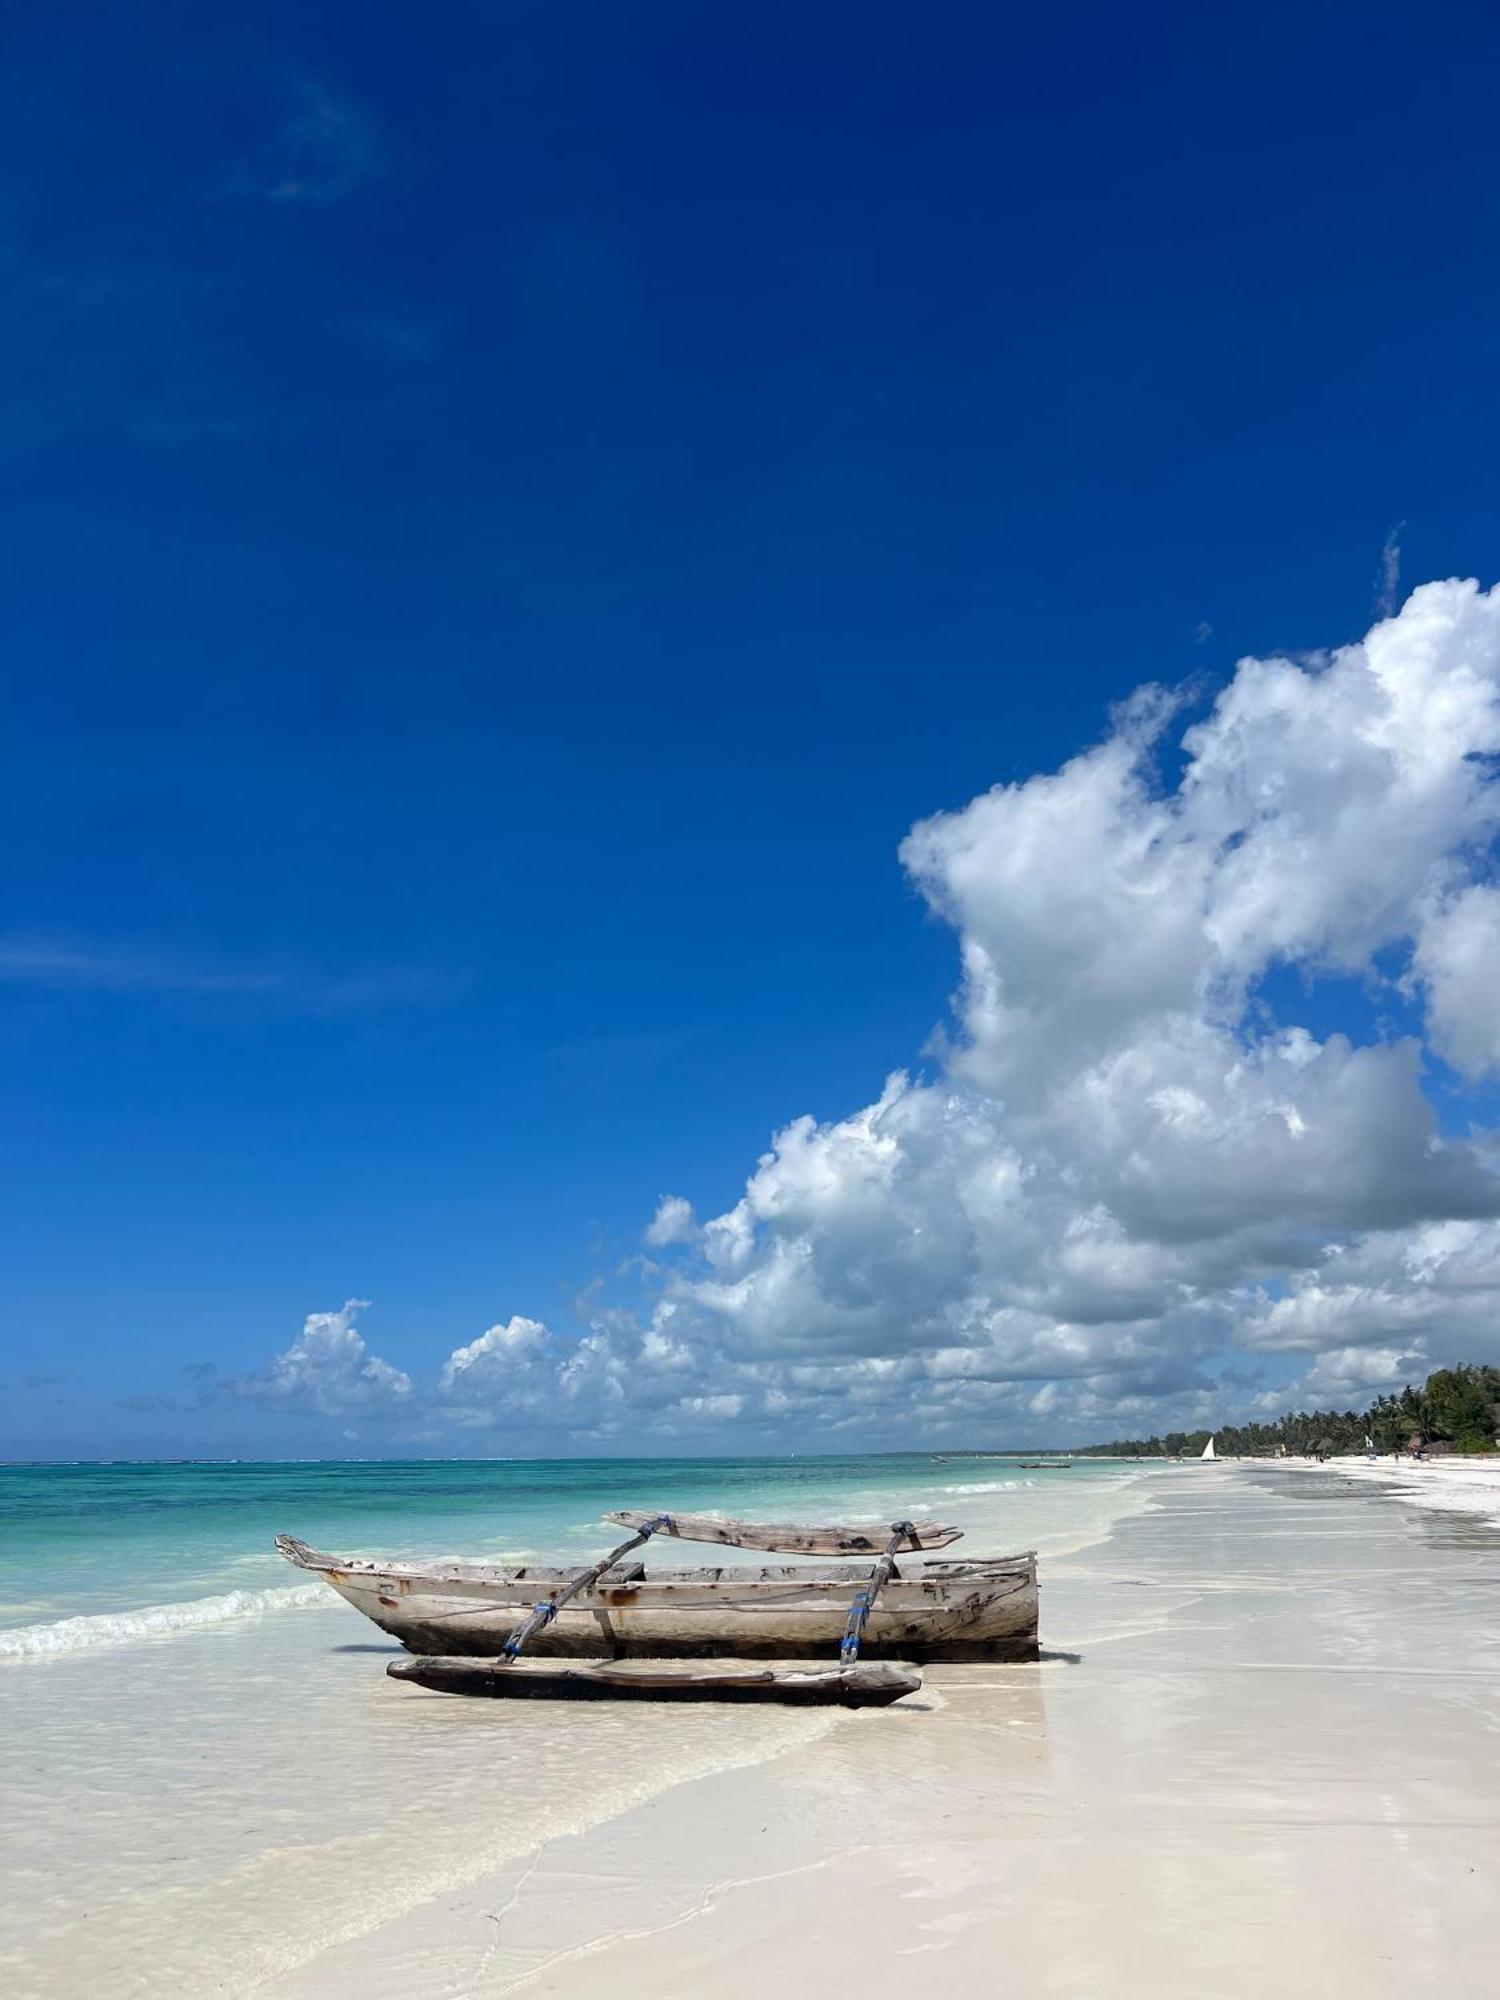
left=389, top=1655, right=921, bottom=1705
left=277, top=1538, right=1039, bottom=1661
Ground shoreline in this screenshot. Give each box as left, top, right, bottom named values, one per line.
left=257, top=1464, right=1500, bottom=1997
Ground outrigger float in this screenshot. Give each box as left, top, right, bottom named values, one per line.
left=277, top=1509, right=1039, bottom=1707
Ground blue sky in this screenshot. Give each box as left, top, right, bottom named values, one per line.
left=6, top=4, right=1500, bottom=1457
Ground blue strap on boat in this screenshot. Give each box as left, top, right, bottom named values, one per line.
left=840, top=1592, right=872, bottom=1665
left=502, top=1600, right=558, bottom=1657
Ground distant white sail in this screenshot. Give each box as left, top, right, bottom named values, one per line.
left=1200, top=1436, right=1216, bottom=1460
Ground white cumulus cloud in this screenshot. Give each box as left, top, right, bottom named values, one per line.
left=644, top=1195, right=699, bottom=1248
left=241, top=581, right=1500, bottom=1442
left=623, top=579, right=1500, bottom=1437
left=233, top=1300, right=412, bottom=1417
left=440, top=1315, right=551, bottom=1393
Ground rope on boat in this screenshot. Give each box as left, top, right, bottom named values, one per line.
left=501, top=1514, right=672, bottom=1660
left=839, top=1521, right=914, bottom=1666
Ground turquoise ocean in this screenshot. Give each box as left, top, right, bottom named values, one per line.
left=0, top=1454, right=1162, bottom=1995
left=1, top=1451, right=1136, bottom=1646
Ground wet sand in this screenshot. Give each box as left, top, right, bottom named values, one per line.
left=262, top=1466, right=1500, bottom=1997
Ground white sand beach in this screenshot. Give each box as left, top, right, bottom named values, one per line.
left=248, top=1465, right=1500, bottom=1999
left=1296, top=1452, right=1500, bottom=1527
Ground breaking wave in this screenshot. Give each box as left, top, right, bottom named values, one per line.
left=0, top=1583, right=327, bottom=1661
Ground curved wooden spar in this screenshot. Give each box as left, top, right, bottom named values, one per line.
left=604, top=1510, right=963, bottom=1555
left=500, top=1514, right=670, bottom=1660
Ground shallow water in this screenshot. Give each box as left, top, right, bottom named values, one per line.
left=0, top=1454, right=1156, bottom=1995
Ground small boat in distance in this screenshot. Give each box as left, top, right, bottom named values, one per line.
left=1201, top=1436, right=1217, bottom=1460
left=1018, top=1458, right=1074, bottom=1470
left=277, top=1507, right=1039, bottom=1703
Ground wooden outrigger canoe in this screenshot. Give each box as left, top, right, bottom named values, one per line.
left=275, top=1508, right=1039, bottom=1675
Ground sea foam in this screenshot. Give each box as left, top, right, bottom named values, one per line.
left=0, top=1582, right=327, bottom=1661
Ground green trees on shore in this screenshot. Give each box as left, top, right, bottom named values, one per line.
left=1077, top=1362, right=1500, bottom=1459
left=1366, top=1365, right=1500, bottom=1454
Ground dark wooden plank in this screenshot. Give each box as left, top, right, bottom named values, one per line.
left=387, top=1655, right=921, bottom=1706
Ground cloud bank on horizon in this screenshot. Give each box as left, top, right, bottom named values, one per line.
left=245, top=579, right=1500, bottom=1444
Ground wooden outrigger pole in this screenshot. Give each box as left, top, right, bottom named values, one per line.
left=604, top=1509, right=963, bottom=1555
left=387, top=1654, right=921, bottom=1704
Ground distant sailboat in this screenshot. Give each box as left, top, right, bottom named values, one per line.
left=1200, top=1436, right=1216, bottom=1460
